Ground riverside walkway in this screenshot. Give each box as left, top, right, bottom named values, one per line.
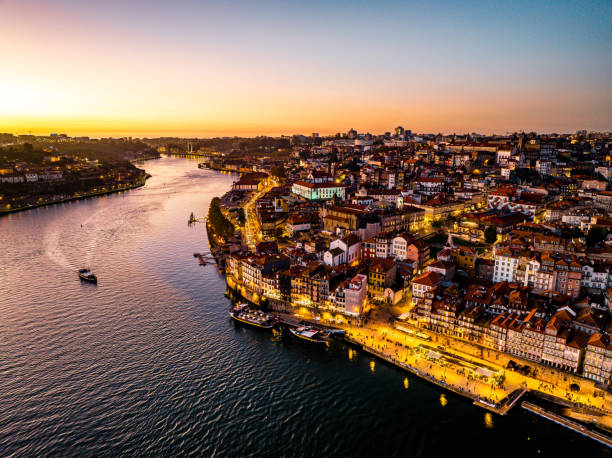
left=522, top=401, right=612, bottom=447
left=344, top=334, right=517, bottom=415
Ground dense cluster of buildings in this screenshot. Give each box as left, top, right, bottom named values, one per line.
left=213, top=127, right=612, bottom=383
left=0, top=148, right=147, bottom=212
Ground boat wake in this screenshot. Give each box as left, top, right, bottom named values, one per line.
left=43, top=226, right=75, bottom=270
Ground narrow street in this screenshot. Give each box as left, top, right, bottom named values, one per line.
left=242, top=178, right=277, bottom=250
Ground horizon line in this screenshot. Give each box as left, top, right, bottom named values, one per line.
left=3, top=128, right=610, bottom=140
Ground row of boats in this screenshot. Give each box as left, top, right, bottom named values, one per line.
left=229, top=303, right=335, bottom=344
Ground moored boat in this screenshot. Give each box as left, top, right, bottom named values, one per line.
left=229, top=303, right=276, bottom=329
left=289, top=326, right=330, bottom=344
left=77, top=268, right=97, bottom=284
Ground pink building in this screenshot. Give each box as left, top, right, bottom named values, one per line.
left=344, top=274, right=368, bottom=316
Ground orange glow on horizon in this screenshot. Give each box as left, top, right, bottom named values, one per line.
left=1, top=1, right=610, bottom=137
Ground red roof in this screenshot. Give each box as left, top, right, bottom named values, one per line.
left=413, top=271, right=443, bottom=287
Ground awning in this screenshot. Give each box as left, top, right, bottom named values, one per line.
left=475, top=367, right=494, bottom=377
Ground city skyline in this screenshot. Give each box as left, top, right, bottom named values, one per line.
left=1, top=0, right=611, bottom=137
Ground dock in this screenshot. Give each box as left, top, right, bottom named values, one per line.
left=522, top=401, right=612, bottom=447
left=474, top=389, right=526, bottom=415
left=276, top=313, right=346, bottom=333
left=193, top=252, right=214, bottom=265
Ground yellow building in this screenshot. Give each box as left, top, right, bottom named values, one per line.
left=451, top=246, right=477, bottom=272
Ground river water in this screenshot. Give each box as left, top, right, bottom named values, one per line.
left=0, top=156, right=608, bottom=457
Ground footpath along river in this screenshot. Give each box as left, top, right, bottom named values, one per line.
left=0, top=156, right=608, bottom=456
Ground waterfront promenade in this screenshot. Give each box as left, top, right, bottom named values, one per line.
left=276, top=307, right=612, bottom=425
left=341, top=324, right=510, bottom=408
left=346, top=320, right=611, bottom=413
left=276, top=311, right=510, bottom=409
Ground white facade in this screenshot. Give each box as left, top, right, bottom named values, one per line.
left=375, top=238, right=391, bottom=259
left=241, top=259, right=262, bottom=293
left=493, top=253, right=520, bottom=283
left=323, top=248, right=344, bottom=266
left=582, top=265, right=609, bottom=291
left=292, top=181, right=345, bottom=201
left=496, top=149, right=512, bottom=166
left=391, top=236, right=409, bottom=261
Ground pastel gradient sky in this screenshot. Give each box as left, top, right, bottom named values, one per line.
left=0, top=0, right=610, bottom=137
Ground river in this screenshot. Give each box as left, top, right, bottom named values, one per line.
left=0, top=156, right=608, bottom=457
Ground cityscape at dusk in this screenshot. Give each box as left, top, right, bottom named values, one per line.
left=1, top=0, right=612, bottom=457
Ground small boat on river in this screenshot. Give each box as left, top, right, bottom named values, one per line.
left=77, top=268, right=97, bottom=284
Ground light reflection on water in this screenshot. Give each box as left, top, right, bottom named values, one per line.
left=484, top=412, right=494, bottom=429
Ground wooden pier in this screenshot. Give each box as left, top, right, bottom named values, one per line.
left=474, top=389, right=526, bottom=415
left=275, top=312, right=346, bottom=333
left=193, top=253, right=214, bottom=265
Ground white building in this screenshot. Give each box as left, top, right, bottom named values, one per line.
left=375, top=235, right=392, bottom=259
left=496, top=149, right=513, bottom=166
left=493, top=249, right=520, bottom=283
left=323, top=247, right=345, bottom=266
left=325, top=234, right=361, bottom=266
left=412, top=271, right=443, bottom=300
left=582, top=264, right=609, bottom=291
left=292, top=181, right=345, bottom=201
left=391, top=234, right=413, bottom=261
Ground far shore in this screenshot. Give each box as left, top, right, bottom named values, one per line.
left=0, top=177, right=149, bottom=217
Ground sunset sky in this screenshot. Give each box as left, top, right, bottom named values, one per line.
left=1, top=0, right=610, bottom=137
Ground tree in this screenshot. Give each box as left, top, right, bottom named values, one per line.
left=346, top=159, right=361, bottom=172
left=208, top=197, right=235, bottom=240
left=586, top=226, right=608, bottom=248
left=561, top=226, right=583, bottom=240
left=270, top=166, right=286, bottom=179
left=238, top=208, right=246, bottom=225
left=484, top=226, right=497, bottom=244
